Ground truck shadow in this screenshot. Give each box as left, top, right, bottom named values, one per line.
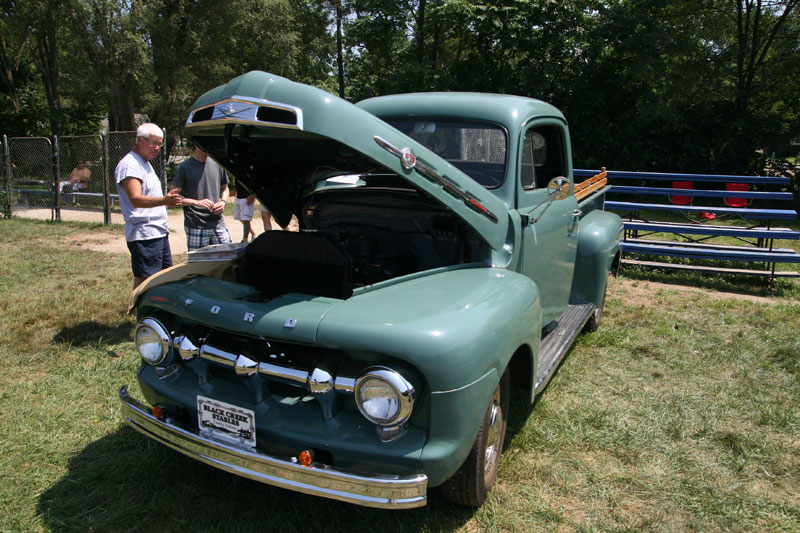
left=53, top=320, right=133, bottom=351
left=37, top=426, right=476, bottom=532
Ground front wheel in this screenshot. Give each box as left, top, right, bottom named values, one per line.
left=440, top=367, right=510, bottom=507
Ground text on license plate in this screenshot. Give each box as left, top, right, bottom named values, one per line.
left=197, top=396, right=256, bottom=449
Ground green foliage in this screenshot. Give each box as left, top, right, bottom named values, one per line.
left=1, top=0, right=798, bottom=177
left=340, top=0, right=800, bottom=176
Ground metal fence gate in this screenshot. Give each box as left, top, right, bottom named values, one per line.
left=1, top=132, right=167, bottom=224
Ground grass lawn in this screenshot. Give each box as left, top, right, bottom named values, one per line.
left=0, top=217, right=798, bottom=532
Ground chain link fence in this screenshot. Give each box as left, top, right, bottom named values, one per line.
left=4, top=137, right=54, bottom=219
left=1, top=132, right=167, bottom=224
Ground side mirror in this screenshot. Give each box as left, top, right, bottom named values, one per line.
left=547, top=176, right=572, bottom=200
left=525, top=176, right=574, bottom=226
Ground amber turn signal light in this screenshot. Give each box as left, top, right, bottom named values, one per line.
left=298, top=449, right=314, bottom=467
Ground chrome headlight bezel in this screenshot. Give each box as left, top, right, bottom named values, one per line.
left=354, top=367, right=415, bottom=427
left=134, top=318, right=171, bottom=365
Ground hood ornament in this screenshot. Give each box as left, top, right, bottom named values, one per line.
left=401, top=147, right=416, bottom=170
left=220, top=102, right=252, bottom=117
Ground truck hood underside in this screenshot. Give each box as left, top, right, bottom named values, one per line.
left=183, top=71, right=508, bottom=251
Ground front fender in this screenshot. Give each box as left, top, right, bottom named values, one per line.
left=422, top=368, right=499, bottom=486
left=318, top=266, right=542, bottom=485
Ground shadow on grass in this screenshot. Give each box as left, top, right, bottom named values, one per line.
left=53, top=320, right=134, bottom=349
left=506, top=385, right=539, bottom=445
left=37, top=426, right=475, bottom=532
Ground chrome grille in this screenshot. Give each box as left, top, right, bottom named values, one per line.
left=171, top=329, right=355, bottom=420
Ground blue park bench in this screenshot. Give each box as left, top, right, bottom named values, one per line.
left=69, top=191, right=120, bottom=207
left=575, top=169, right=799, bottom=284
left=17, top=181, right=53, bottom=205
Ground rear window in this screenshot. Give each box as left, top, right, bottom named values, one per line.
left=387, top=120, right=507, bottom=189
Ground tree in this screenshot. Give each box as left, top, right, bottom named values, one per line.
left=72, top=0, right=152, bottom=132
left=10, top=0, right=67, bottom=135
left=553, top=0, right=800, bottom=174
left=143, top=0, right=304, bottom=149
left=290, top=0, right=337, bottom=89
left=728, top=0, right=799, bottom=170
left=0, top=0, right=104, bottom=136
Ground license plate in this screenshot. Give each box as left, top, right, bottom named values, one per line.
left=197, top=396, right=256, bottom=449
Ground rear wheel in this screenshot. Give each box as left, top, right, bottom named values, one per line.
left=440, top=368, right=510, bottom=507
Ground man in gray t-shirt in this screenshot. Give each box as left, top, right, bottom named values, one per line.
left=170, top=145, right=232, bottom=251
left=116, top=122, right=182, bottom=288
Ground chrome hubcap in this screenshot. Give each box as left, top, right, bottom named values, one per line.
left=483, top=385, right=504, bottom=477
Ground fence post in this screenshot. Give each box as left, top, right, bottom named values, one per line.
left=2, top=135, right=9, bottom=217
left=53, top=135, right=60, bottom=221
left=102, top=133, right=110, bottom=224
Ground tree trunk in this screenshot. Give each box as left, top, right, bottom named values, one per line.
left=415, top=0, right=426, bottom=88
left=335, top=0, right=345, bottom=98
left=0, top=33, right=21, bottom=113
left=33, top=1, right=62, bottom=136
left=108, top=87, right=136, bottom=132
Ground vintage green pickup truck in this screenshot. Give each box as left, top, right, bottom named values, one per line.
left=120, top=71, right=622, bottom=509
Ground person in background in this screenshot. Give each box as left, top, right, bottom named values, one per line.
left=169, top=143, right=232, bottom=251
left=59, top=160, right=91, bottom=205
left=233, top=182, right=257, bottom=243
left=259, top=202, right=288, bottom=231
left=115, top=123, right=182, bottom=289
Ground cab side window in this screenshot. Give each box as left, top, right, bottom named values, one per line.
left=521, top=126, right=566, bottom=190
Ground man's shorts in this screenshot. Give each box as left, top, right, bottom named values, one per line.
left=258, top=202, right=270, bottom=214
left=234, top=197, right=254, bottom=221
left=127, top=235, right=173, bottom=278
left=185, top=226, right=233, bottom=251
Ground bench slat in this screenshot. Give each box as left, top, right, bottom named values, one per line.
left=575, top=169, right=791, bottom=185
left=624, top=221, right=800, bottom=240
left=606, top=201, right=798, bottom=219
left=610, top=185, right=793, bottom=200
left=622, top=241, right=800, bottom=263
left=628, top=238, right=797, bottom=254
left=620, top=258, right=800, bottom=278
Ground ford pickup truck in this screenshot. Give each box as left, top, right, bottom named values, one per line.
left=119, top=71, right=622, bottom=509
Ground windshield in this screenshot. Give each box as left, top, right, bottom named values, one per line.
left=387, top=120, right=507, bottom=189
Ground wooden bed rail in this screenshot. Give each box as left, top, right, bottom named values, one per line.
left=574, top=167, right=607, bottom=201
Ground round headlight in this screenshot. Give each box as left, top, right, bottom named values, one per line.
left=134, top=318, right=170, bottom=365
left=355, top=367, right=414, bottom=426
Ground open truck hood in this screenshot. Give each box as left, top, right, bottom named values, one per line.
left=184, top=71, right=508, bottom=251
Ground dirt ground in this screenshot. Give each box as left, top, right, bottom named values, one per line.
left=614, top=277, right=780, bottom=305
left=15, top=207, right=297, bottom=256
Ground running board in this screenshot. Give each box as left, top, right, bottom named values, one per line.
left=534, top=303, right=595, bottom=394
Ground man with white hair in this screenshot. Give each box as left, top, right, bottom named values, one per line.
left=115, top=123, right=182, bottom=288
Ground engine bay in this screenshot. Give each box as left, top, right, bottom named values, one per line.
left=239, top=189, right=483, bottom=299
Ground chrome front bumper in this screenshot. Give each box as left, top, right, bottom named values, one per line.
left=119, top=387, right=428, bottom=509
